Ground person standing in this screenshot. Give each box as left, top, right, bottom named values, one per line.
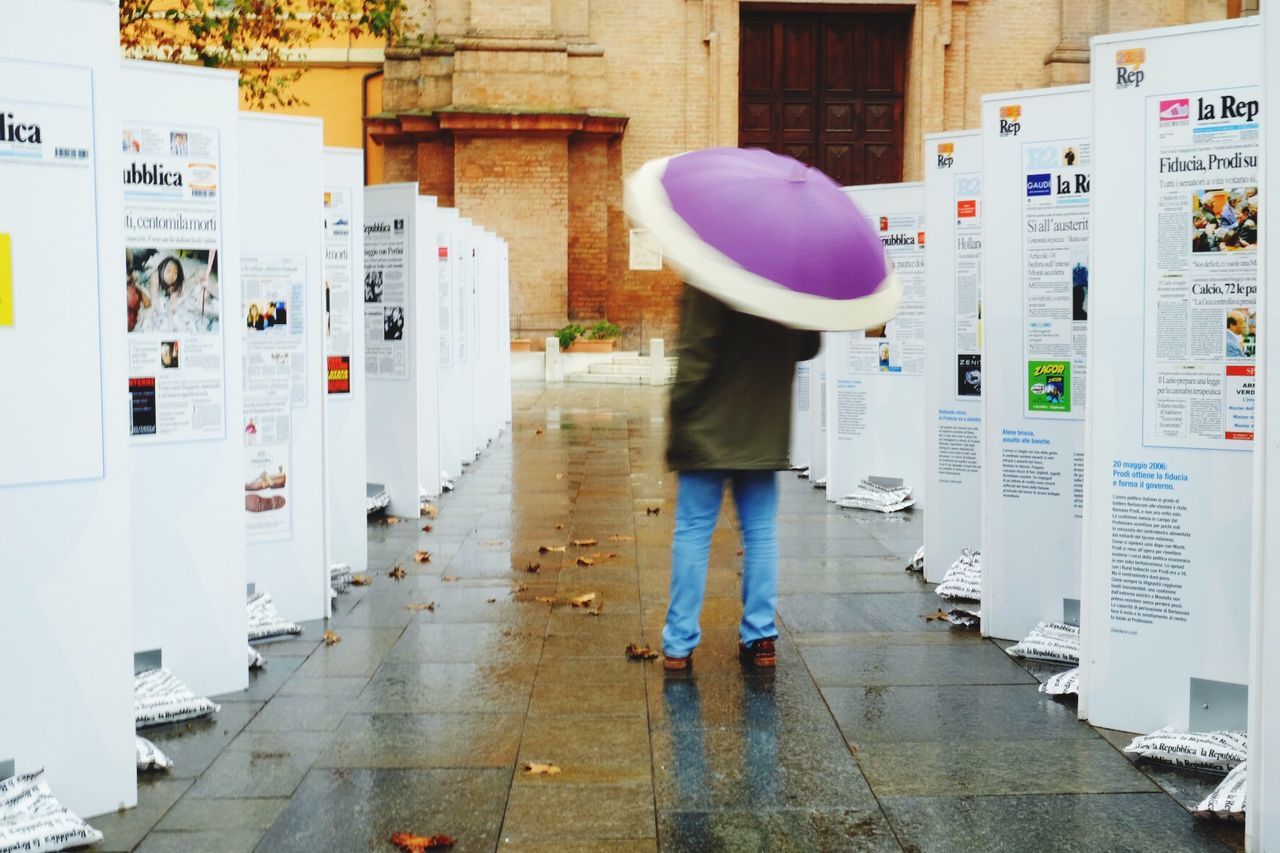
left=662, top=285, right=820, bottom=671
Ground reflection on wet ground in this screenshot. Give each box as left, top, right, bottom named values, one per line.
left=100, top=382, right=1243, bottom=851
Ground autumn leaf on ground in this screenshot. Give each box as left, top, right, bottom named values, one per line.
left=589, top=605, right=603, bottom=617
left=524, top=562, right=541, bottom=574
left=608, top=534, right=634, bottom=542
left=569, top=592, right=597, bottom=608
left=421, top=505, right=439, bottom=519
left=405, top=602, right=437, bottom=612
left=487, top=598, right=497, bottom=604
left=555, top=523, right=565, bottom=530
left=390, top=832, right=456, bottom=852
left=555, top=473, right=564, bottom=480
left=378, top=515, right=404, bottom=526
left=535, top=428, right=544, bottom=435
left=646, top=507, right=662, bottom=515
left=539, top=545, right=566, bottom=554
left=571, top=538, right=598, bottom=547
left=625, top=643, right=659, bottom=661
left=323, top=630, right=341, bottom=646
left=351, top=574, right=373, bottom=586
left=442, top=575, right=459, bottom=582
left=923, top=609, right=951, bottom=623
left=421, top=524, right=433, bottom=533
left=736, top=549, right=744, bottom=556
left=607, top=552, right=620, bottom=559
left=535, top=595, right=558, bottom=604
left=521, top=762, right=561, bottom=776
left=389, top=565, right=407, bottom=580
left=414, top=551, right=432, bottom=563
left=576, top=557, right=595, bottom=567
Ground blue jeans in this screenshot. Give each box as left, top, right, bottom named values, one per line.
left=662, top=470, right=779, bottom=657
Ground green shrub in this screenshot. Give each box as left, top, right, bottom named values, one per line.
left=586, top=320, right=621, bottom=340
left=556, top=324, right=586, bottom=350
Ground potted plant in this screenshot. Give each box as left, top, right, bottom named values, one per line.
left=510, top=315, right=533, bottom=351
left=563, top=320, right=621, bottom=353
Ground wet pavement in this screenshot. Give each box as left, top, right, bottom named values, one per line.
left=99, top=382, right=1245, bottom=851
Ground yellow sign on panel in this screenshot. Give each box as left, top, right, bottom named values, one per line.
left=0, top=233, right=12, bottom=326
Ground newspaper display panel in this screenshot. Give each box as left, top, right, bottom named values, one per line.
left=124, top=122, right=226, bottom=442
left=1145, top=88, right=1258, bottom=448
left=324, top=188, right=354, bottom=394
left=364, top=214, right=408, bottom=379
left=0, top=59, right=105, bottom=486
left=1085, top=21, right=1259, bottom=734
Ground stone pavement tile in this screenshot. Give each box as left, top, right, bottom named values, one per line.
left=224, top=654, right=304, bottom=702
left=514, top=715, right=651, bottom=785
left=777, top=537, right=895, bottom=559
left=543, top=626, right=658, bottom=658
left=799, top=641, right=1038, bottom=688
left=186, top=748, right=314, bottom=799
left=139, top=701, right=263, bottom=779
left=1096, top=727, right=1230, bottom=813
left=857, top=738, right=1159, bottom=797
left=535, top=654, right=647, bottom=687
left=777, top=592, right=964, bottom=636
left=354, top=661, right=537, bottom=714
left=501, top=782, right=656, bottom=842
left=274, top=675, right=370, bottom=698
left=134, top=829, right=266, bottom=852
left=245, top=693, right=357, bottom=733
left=527, top=674, right=647, bottom=717
left=292, top=627, right=404, bottom=678
left=823, top=684, right=1094, bottom=744
left=646, top=667, right=828, bottom=732
left=407, top=586, right=554, bottom=624
left=779, top=571, right=926, bottom=596
left=657, top=808, right=900, bottom=852
left=545, top=607, right=640, bottom=634
left=259, top=768, right=509, bottom=853
left=315, top=712, right=524, bottom=769
left=650, top=721, right=878, bottom=811
left=328, top=593, right=418, bottom=628
left=93, top=777, right=192, bottom=852
left=223, top=729, right=334, bottom=756
left=385, top=622, right=544, bottom=664
left=154, top=796, right=289, bottom=830
left=880, top=792, right=1237, bottom=852
left=794, top=630, right=985, bottom=649
left=497, top=840, right=657, bottom=852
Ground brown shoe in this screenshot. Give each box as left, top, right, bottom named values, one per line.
left=245, top=494, right=286, bottom=512
left=738, top=637, right=777, bottom=668
left=663, top=652, right=692, bottom=672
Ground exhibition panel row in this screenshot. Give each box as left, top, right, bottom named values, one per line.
left=0, top=18, right=512, bottom=820
left=790, top=16, right=1271, bottom=846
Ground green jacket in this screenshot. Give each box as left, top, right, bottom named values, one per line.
left=667, top=286, right=821, bottom=471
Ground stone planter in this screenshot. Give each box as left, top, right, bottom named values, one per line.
left=564, top=338, right=619, bottom=353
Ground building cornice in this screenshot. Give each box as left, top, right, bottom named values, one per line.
left=368, top=108, right=628, bottom=143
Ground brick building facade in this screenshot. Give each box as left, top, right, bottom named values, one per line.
left=370, top=0, right=1255, bottom=348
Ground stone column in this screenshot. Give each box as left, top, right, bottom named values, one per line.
left=1044, top=0, right=1100, bottom=86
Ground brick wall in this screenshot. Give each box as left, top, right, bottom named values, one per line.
left=567, top=137, right=609, bottom=319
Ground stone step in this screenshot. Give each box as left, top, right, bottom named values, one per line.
left=613, top=355, right=679, bottom=367
left=588, top=363, right=677, bottom=377
left=565, top=372, right=651, bottom=385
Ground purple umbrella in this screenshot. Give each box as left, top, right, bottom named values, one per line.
left=624, top=147, right=899, bottom=331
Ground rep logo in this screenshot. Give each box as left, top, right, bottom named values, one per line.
left=1115, top=48, right=1145, bottom=89
left=936, top=141, right=954, bottom=169
left=998, top=104, right=1021, bottom=137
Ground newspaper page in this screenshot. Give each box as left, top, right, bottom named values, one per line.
left=1021, top=137, right=1091, bottom=418
left=1144, top=87, right=1259, bottom=449
left=437, top=232, right=453, bottom=368
left=242, top=356, right=291, bottom=541
left=850, top=213, right=925, bottom=375
left=456, top=237, right=468, bottom=364
left=323, top=188, right=353, bottom=394
left=363, top=214, right=408, bottom=379
left=955, top=172, right=983, bottom=398
left=123, top=122, right=225, bottom=441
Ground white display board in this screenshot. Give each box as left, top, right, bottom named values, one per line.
left=238, top=113, right=327, bottom=623
left=808, top=349, right=828, bottom=486
left=125, top=61, right=247, bottom=699
left=478, top=229, right=504, bottom=445
left=456, top=218, right=478, bottom=464
left=467, top=224, right=488, bottom=454
left=980, top=85, right=1091, bottom=643
left=323, top=148, right=367, bottom=577
left=499, top=237, right=513, bottom=426
left=924, top=132, right=983, bottom=582
left=415, top=195, right=441, bottom=502
left=0, top=1, right=136, bottom=817
left=434, top=207, right=466, bottom=483
left=364, top=184, right=419, bottom=517
left=1250, top=10, right=1280, bottom=843
left=789, top=361, right=814, bottom=470
left=1086, top=20, right=1259, bottom=734
left=826, top=183, right=927, bottom=506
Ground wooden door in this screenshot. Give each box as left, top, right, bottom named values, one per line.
left=740, top=10, right=909, bottom=186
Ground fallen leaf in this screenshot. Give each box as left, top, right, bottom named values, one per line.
left=323, top=630, right=341, bottom=646
left=646, top=507, right=661, bottom=516
left=521, top=762, right=561, bottom=776
left=571, top=538, right=598, bottom=547
left=421, top=524, right=433, bottom=533
left=589, top=602, right=604, bottom=617
left=487, top=598, right=497, bottom=604
left=389, top=565, right=407, bottom=580
left=555, top=473, right=565, bottom=480
left=608, top=534, right=634, bottom=542
left=538, top=545, right=566, bottom=554
left=535, top=595, right=558, bottom=604
left=414, top=551, right=432, bottom=563
left=576, top=557, right=595, bottom=567
left=351, top=574, right=373, bottom=586
left=515, top=584, right=529, bottom=593
left=569, top=592, right=597, bottom=608
left=736, top=549, right=744, bottom=556
left=405, top=602, right=437, bottom=612
left=421, top=505, right=439, bottom=519
left=923, top=609, right=951, bottom=623
left=625, top=643, right=659, bottom=661
left=524, top=562, right=541, bottom=574
left=535, top=428, right=544, bottom=435
left=442, top=575, right=459, bottom=582
left=608, top=552, right=620, bottom=559
left=555, top=524, right=565, bottom=530
left=390, top=832, right=456, bottom=852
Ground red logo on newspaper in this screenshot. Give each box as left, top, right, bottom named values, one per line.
left=327, top=355, right=351, bottom=394
left=917, top=231, right=926, bottom=247
left=879, top=216, right=889, bottom=232
left=438, top=246, right=448, bottom=259
left=956, top=199, right=977, bottom=218
left=1159, top=98, right=1190, bottom=124
left=1225, top=431, right=1254, bottom=441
